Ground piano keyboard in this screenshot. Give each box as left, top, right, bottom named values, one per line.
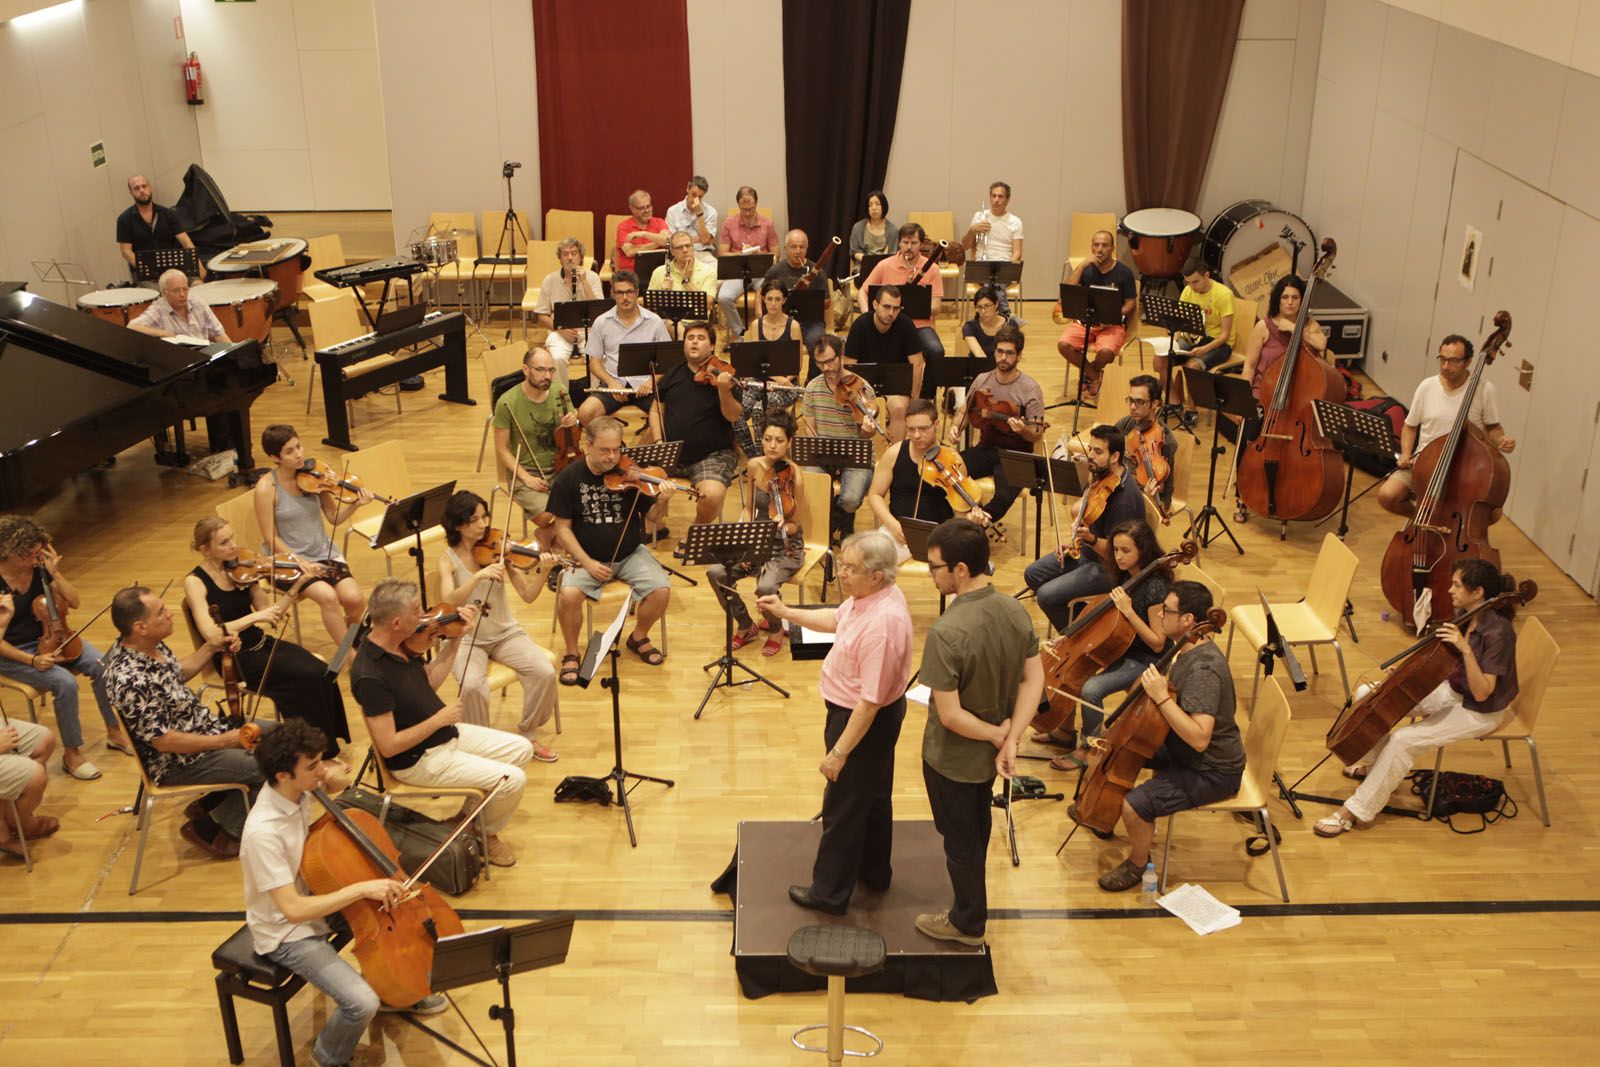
left=318, top=311, right=444, bottom=357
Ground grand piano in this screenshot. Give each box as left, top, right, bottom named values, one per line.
left=0, top=288, right=276, bottom=509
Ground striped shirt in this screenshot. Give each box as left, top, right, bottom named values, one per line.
left=804, top=375, right=873, bottom=439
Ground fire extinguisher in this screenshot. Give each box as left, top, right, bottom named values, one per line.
left=183, top=52, right=203, bottom=106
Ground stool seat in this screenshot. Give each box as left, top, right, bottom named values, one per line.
left=787, top=924, right=886, bottom=980
left=213, top=925, right=291, bottom=986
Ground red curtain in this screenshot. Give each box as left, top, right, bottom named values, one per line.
left=532, top=0, right=693, bottom=259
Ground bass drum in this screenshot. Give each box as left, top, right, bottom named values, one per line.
left=1202, top=199, right=1316, bottom=282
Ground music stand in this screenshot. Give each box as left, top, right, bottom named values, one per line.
left=931, top=354, right=995, bottom=428
left=900, top=516, right=936, bottom=562
left=855, top=252, right=891, bottom=287
left=135, top=246, right=200, bottom=284
left=1141, top=290, right=1208, bottom=432
left=786, top=287, right=828, bottom=328
left=368, top=480, right=457, bottom=600
left=731, top=339, right=801, bottom=430
left=717, top=252, right=773, bottom=331
left=552, top=298, right=611, bottom=332
left=1058, top=283, right=1126, bottom=430
left=846, top=361, right=914, bottom=400
left=30, top=259, right=91, bottom=307
left=1182, top=366, right=1253, bottom=555
left=999, top=450, right=1087, bottom=559
left=1312, top=398, right=1397, bottom=542
left=867, top=282, right=931, bottom=321
left=964, top=260, right=1023, bottom=319
left=633, top=250, right=667, bottom=287
left=616, top=339, right=683, bottom=405
left=642, top=288, right=709, bottom=338
left=417, top=917, right=575, bottom=1067
left=681, top=520, right=790, bottom=717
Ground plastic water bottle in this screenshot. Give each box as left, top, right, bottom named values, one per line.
left=1140, top=861, right=1160, bottom=904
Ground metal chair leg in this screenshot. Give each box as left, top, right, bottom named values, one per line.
left=129, top=794, right=155, bottom=894
left=1159, top=813, right=1176, bottom=893
left=1261, top=808, right=1288, bottom=902
left=1425, top=747, right=1444, bottom=820
left=1331, top=639, right=1351, bottom=701
left=1501, top=739, right=1512, bottom=768
left=1525, top=737, right=1550, bottom=826
left=4, top=798, right=29, bottom=872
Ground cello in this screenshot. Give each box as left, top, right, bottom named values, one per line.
left=1326, top=578, right=1534, bottom=764
left=1034, top=539, right=1198, bottom=736
left=1236, top=240, right=1347, bottom=527
left=1380, top=312, right=1513, bottom=625
left=1069, top=609, right=1228, bottom=835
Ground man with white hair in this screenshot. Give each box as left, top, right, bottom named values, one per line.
left=531, top=236, right=603, bottom=389
left=128, top=269, right=227, bottom=343
left=116, top=174, right=204, bottom=282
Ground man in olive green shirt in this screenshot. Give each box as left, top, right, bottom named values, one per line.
left=915, top=518, right=1043, bottom=946
left=492, top=345, right=576, bottom=550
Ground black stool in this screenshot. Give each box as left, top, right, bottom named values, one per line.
left=213, top=924, right=352, bottom=1067
left=787, top=924, right=886, bottom=1062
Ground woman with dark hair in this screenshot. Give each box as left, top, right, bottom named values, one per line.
left=744, top=277, right=802, bottom=344
left=732, top=279, right=805, bottom=457
left=437, top=491, right=558, bottom=763
left=185, top=517, right=349, bottom=758
left=960, top=284, right=1020, bottom=360
left=1315, top=558, right=1520, bottom=839
left=849, top=190, right=894, bottom=272
left=1045, top=519, right=1173, bottom=770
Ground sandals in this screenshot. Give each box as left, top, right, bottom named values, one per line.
left=626, top=634, right=665, bottom=666
left=1314, top=811, right=1356, bottom=838
left=1096, top=858, right=1144, bottom=892
left=1049, top=752, right=1086, bottom=772
left=558, top=654, right=581, bottom=686
left=761, top=627, right=785, bottom=657
left=531, top=743, right=559, bottom=764
left=1341, top=765, right=1369, bottom=781
left=730, top=627, right=760, bottom=651
left=105, top=737, right=134, bottom=756
left=1233, top=501, right=1249, bottom=523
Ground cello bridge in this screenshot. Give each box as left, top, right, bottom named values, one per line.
left=1415, top=523, right=1451, bottom=536
left=1260, top=433, right=1294, bottom=442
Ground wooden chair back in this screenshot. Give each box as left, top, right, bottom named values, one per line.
left=1069, top=212, right=1118, bottom=262
left=544, top=208, right=594, bottom=250
left=307, top=290, right=368, bottom=350
left=524, top=240, right=562, bottom=286
left=1230, top=297, right=1258, bottom=352
left=480, top=210, right=533, bottom=257
left=341, top=440, right=416, bottom=531
left=216, top=489, right=268, bottom=554
left=1306, top=533, right=1360, bottom=631
left=1174, top=561, right=1226, bottom=609
left=1504, top=616, right=1559, bottom=734
left=908, top=210, right=955, bottom=245
left=1239, top=677, right=1291, bottom=800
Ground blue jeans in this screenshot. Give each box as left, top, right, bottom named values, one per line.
left=718, top=278, right=757, bottom=334
left=0, top=639, right=112, bottom=748
left=1080, top=656, right=1148, bottom=737
left=1023, top=553, right=1115, bottom=631
left=917, top=324, right=945, bottom=361
left=266, top=935, right=379, bottom=1066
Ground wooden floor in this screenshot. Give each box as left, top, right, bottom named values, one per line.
left=2, top=213, right=1597, bottom=1065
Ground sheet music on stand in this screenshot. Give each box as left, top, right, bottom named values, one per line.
left=786, top=287, right=828, bottom=326
left=30, top=260, right=92, bottom=306
left=846, top=361, right=914, bottom=399
left=633, top=250, right=667, bottom=284
left=900, top=517, right=937, bottom=563
left=577, top=584, right=636, bottom=685
left=552, top=298, right=612, bottom=330
left=1311, top=399, right=1396, bottom=460
left=855, top=252, right=891, bottom=284
left=964, top=260, right=1023, bottom=292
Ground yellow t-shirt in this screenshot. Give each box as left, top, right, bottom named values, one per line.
left=1179, top=281, right=1236, bottom=341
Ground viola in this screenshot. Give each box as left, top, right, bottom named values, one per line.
left=295, top=459, right=397, bottom=507
left=1236, top=239, right=1347, bottom=525
left=1326, top=579, right=1534, bottom=764
left=968, top=388, right=1047, bottom=447
left=918, top=445, right=1006, bottom=542
left=832, top=372, right=883, bottom=436
left=693, top=356, right=739, bottom=388
left=31, top=560, right=82, bottom=661
left=402, top=606, right=468, bottom=654
left=753, top=459, right=800, bottom=537
left=602, top=456, right=700, bottom=498
left=1070, top=608, right=1228, bottom=835
left=1127, top=421, right=1172, bottom=523
left=1379, top=312, right=1513, bottom=625
left=1034, top=540, right=1198, bottom=736
left=300, top=786, right=464, bottom=1007
left=551, top=391, right=584, bottom=474
left=473, top=528, right=542, bottom=572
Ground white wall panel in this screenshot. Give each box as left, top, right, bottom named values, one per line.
left=1481, top=46, right=1567, bottom=193
left=1574, top=0, right=1600, bottom=77
left=1197, top=39, right=1295, bottom=224
left=1547, top=69, right=1600, bottom=222
left=686, top=0, right=786, bottom=235
left=1376, top=6, right=1436, bottom=127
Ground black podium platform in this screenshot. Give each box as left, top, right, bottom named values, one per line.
left=724, top=819, right=996, bottom=1003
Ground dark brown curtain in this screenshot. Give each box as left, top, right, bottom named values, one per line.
left=782, top=0, right=910, bottom=278
left=1121, top=0, right=1245, bottom=211
left=532, top=0, right=693, bottom=257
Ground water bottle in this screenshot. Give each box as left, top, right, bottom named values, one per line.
left=1140, top=861, right=1159, bottom=904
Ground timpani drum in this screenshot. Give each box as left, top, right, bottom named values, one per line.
left=1201, top=199, right=1316, bottom=283
left=409, top=234, right=459, bottom=268
left=208, top=237, right=308, bottom=313
left=1119, top=208, right=1203, bottom=278
left=77, top=287, right=158, bottom=326
left=191, top=278, right=279, bottom=342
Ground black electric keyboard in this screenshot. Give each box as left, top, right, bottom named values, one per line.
left=0, top=290, right=273, bottom=507
left=313, top=310, right=474, bottom=451
left=313, top=255, right=426, bottom=289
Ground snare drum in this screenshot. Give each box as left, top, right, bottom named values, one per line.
left=191, top=278, right=279, bottom=342
left=1201, top=199, right=1316, bottom=282
left=1119, top=208, right=1202, bottom=278
left=78, top=287, right=158, bottom=326
left=410, top=234, right=459, bottom=268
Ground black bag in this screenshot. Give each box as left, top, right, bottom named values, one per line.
left=1409, top=770, right=1517, bottom=834
left=334, top=786, right=483, bottom=895
left=554, top=775, right=613, bottom=805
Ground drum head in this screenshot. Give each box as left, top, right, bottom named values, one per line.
left=193, top=278, right=277, bottom=303
left=1121, top=208, right=1203, bottom=238
left=1202, top=200, right=1314, bottom=281
left=78, top=287, right=158, bottom=308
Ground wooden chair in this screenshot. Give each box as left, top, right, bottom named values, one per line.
left=786, top=469, right=837, bottom=603
left=517, top=241, right=563, bottom=339
left=1424, top=615, right=1559, bottom=825
left=1166, top=432, right=1196, bottom=532
left=112, top=703, right=253, bottom=895
left=906, top=210, right=961, bottom=299
left=1173, top=561, right=1226, bottom=609
left=1067, top=211, right=1118, bottom=271
left=0, top=677, right=48, bottom=727
left=600, top=214, right=628, bottom=282
left=1158, top=676, right=1292, bottom=901
left=476, top=341, right=531, bottom=472
left=298, top=235, right=346, bottom=303
left=544, top=208, right=594, bottom=250
left=304, top=291, right=394, bottom=420
left=428, top=211, right=481, bottom=311
left=1225, top=533, right=1359, bottom=707
left=340, top=440, right=445, bottom=573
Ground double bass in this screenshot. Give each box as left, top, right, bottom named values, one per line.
left=1236, top=239, right=1347, bottom=526
left=1327, top=578, right=1534, bottom=763
left=1069, top=609, right=1228, bottom=835
left=1380, top=312, right=1513, bottom=625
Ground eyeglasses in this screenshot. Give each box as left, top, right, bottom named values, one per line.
left=927, top=561, right=954, bottom=573
left=835, top=561, right=860, bottom=576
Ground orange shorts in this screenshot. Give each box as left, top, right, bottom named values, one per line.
left=1059, top=322, right=1127, bottom=354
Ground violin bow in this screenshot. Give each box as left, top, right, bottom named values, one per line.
left=456, top=484, right=519, bottom=677
left=396, top=776, right=511, bottom=898
left=243, top=566, right=315, bottom=724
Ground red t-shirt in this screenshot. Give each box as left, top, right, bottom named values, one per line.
left=615, top=217, right=667, bottom=271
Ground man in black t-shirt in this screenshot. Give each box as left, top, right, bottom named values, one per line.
left=844, top=285, right=929, bottom=441
left=647, top=321, right=741, bottom=532
left=115, top=174, right=204, bottom=282
left=547, top=416, right=674, bottom=677
left=1022, top=423, right=1143, bottom=631
left=1057, top=230, right=1135, bottom=400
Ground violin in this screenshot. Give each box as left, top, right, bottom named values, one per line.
left=918, top=446, right=1005, bottom=542
left=602, top=455, right=700, bottom=498
left=296, top=459, right=397, bottom=507
left=1127, top=421, right=1172, bottom=523
left=224, top=550, right=307, bottom=585
left=551, top=391, right=584, bottom=473
left=1327, top=579, right=1535, bottom=764
left=473, top=527, right=543, bottom=572
left=1070, top=608, right=1228, bottom=835
left=1063, top=465, right=1120, bottom=561
left=1035, top=540, right=1198, bottom=737
left=968, top=388, right=1047, bottom=447
left=30, top=557, right=82, bottom=661
left=753, top=459, right=800, bottom=537
left=832, top=372, right=883, bottom=436
left=208, top=604, right=247, bottom=724
left=1379, top=312, right=1513, bottom=625
left=300, top=785, right=465, bottom=1007
left=693, top=355, right=739, bottom=387
left=402, top=606, right=468, bottom=654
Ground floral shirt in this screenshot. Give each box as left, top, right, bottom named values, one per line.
left=105, top=640, right=226, bottom=783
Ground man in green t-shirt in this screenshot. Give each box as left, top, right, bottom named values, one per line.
left=915, top=518, right=1043, bottom=946
left=492, top=345, right=577, bottom=551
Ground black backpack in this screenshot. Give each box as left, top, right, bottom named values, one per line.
left=1410, top=770, right=1517, bottom=834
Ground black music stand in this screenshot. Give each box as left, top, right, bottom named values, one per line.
left=932, top=355, right=995, bottom=430
left=1182, top=366, right=1253, bottom=555
left=633, top=250, right=667, bottom=287
left=553, top=297, right=611, bottom=397
left=993, top=773, right=1065, bottom=867
left=964, top=260, right=1023, bottom=301
left=416, top=917, right=575, bottom=1067
left=1141, top=290, right=1208, bottom=433
left=135, top=246, right=200, bottom=284
left=1058, top=283, right=1126, bottom=430
left=1245, top=590, right=1313, bottom=821
left=786, top=287, right=828, bottom=329
left=866, top=283, right=931, bottom=322
left=368, top=480, right=457, bottom=601
left=642, top=288, right=709, bottom=338
left=681, top=520, right=790, bottom=717
left=999, top=450, right=1087, bottom=559
left=717, top=252, right=773, bottom=330
left=793, top=434, right=875, bottom=561
left=846, top=361, right=914, bottom=400
left=731, top=339, right=801, bottom=430
left=855, top=252, right=891, bottom=287
left=617, top=339, right=683, bottom=408
left=1312, top=398, right=1397, bottom=542
left=613, top=439, right=697, bottom=586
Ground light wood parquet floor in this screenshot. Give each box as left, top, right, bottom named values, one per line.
left=2, top=212, right=1597, bottom=1065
